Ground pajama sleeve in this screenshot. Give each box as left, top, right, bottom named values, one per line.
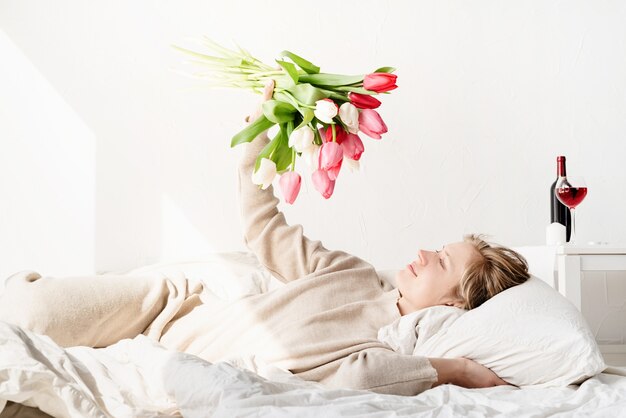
left=322, top=347, right=438, bottom=396
left=237, top=133, right=372, bottom=283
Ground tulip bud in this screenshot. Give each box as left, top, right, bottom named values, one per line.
left=251, top=158, right=277, bottom=190
left=339, top=102, right=359, bottom=134
left=358, top=109, right=388, bottom=139
left=318, top=142, right=343, bottom=171
left=363, top=72, right=398, bottom=93
left=279, top=171, right=302, bottom=204
left=348, top=92, right=381, bottom=109
left=342, top=133, right=364, bottom=161
left=321, top=124, right=348, bottom=144
left=288, top=126, right=315, bottom=152
left=312, top=169, right=336, bottom=199
left=314, top=98, right=339, bottom=124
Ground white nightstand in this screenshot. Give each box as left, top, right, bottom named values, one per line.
left=554, top=245, right=626, bottom=366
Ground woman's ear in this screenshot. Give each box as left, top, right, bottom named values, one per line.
left=442, top=294, right=465, bottom=309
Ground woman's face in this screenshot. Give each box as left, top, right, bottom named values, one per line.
left=395, top=241, right=479, bottom=315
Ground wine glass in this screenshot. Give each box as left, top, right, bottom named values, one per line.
left=555, top=176, right=588, bottom=245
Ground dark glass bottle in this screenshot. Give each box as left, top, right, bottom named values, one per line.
left=550, top=156, right=572, bottom=241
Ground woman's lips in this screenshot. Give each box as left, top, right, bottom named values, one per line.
left=408, top=263, right=417, bottom=276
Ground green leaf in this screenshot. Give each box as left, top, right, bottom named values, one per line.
left=231, top=115, right=275, bottom=147
left=272, top=124, right=295, bottom=172
left=262, top=100, right=297, bottom=123
left=254, top=133, right=281, bottom=172
left=273, top=91, right=300, bottom=109
left=312, top=122, right=323, bottom=145
left=275, top=59, right=300, bottom=84
left=373, top=66, right=396, bottom=73
left=273, top=74, right=296, bottom=91
left=298, top=73, right=364, bottom=86
left=286, top=83, right=329, bottom=106
left=279, top=50, right=320, bottom=74
left=295, top=109, right=314, bottom=130
left=317, top=88, right=351, bottom=102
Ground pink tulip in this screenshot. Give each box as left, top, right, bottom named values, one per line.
left=342, top=133, right=364, bottom=161
left=363, top=72, right=398, bottom=93
left=318, top=142, right=343, bottom=171
left=312, top=169, right=336, bottom=199
left=321, top=124, right=348, bottom=144
left=358, top=109, right=388, bottom=139
left=279, top=171, right=301, bottom=204
left=348, top=92, right=381, bottom=109
left=327, top=158, right=342, bottom=180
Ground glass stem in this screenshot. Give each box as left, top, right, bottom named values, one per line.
left=570, top=208, right=576, bottom=244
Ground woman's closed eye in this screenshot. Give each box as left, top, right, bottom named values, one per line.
left=436, top=250, right=445, bottom=269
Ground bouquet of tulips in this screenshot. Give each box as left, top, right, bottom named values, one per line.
left=173, top=38, right=397, bottom=204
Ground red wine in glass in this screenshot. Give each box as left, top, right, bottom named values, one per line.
left=556, top=186, right=588, bottom=209
left=555, top=176, right=587, bottom=244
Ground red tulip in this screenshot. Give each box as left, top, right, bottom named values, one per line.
left=312, top=169, right=336, bottom=199
left=348, top=92, right=381, bottom=109
left=321, top=124, right=348, bottom=144
left=342, top=133, right=364, bottom=161
left=279, top=171, right=301, bottom=204
left=358, top=109, right=388, bottom=139
left=363, top=73, right=398, bottom=93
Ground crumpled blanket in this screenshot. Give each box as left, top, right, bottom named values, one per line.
left=377, top=306, right=466, bottom=355
left=0, top=320, right=305, bottom=418
left=3, top=320, right=626, bottom=418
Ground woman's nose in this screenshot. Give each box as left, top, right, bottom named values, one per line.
left=417, top=249, right=433, bottom=265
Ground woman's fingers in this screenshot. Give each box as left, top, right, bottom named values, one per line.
left=262, top=80, right=275, bottom=101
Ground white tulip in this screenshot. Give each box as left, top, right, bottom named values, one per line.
left=314, top=99, right=338, bottom=124
left=302, top=145, right=321, bottom=170
left=288, top=126, right=315, bottom=152
left=339, top=102, right=359, bottom=133
left=343, top=157, right=360, bottom=173
left=251, top=158, right=277, bottom=190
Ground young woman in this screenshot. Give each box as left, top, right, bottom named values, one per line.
left=0, top=82, right=529, bottom=397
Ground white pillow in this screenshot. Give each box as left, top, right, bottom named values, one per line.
left=413, top=276, right=606, bottom=387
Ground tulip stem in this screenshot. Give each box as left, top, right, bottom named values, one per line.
left=249, top=70, right=284, bottom=78
left=331, top=124, right=336, bottom=142
left=274, top=88, right=316, bottom=109
left=291, top=148, right=296, bottom=171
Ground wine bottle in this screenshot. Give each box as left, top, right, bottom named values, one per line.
left=550, top=156, right=572, bottom=241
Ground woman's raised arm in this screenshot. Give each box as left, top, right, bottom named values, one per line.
left=237, top=82, right=369, bottom=283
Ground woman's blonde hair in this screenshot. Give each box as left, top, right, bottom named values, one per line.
left=458, top=234, right=530, bottom=310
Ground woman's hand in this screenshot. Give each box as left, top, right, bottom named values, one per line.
left=245, top=80, right=275, bottom=125
left=429, top=357, right=509, bottom=388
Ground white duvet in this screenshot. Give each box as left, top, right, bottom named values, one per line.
left=2, top=321, right=626, bottom=418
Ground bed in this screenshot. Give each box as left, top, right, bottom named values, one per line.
left=1, top=252, right=626, bottom=417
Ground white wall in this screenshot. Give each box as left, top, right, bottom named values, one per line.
left=1, top=0, right=625, bottom=276
left=0, top=27, right=95, bottom=280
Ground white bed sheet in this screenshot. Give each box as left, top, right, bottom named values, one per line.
left=1, top=321, right=626, bottom=418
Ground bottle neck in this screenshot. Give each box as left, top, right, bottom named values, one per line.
left=557, top=157, right=567, bottom=177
